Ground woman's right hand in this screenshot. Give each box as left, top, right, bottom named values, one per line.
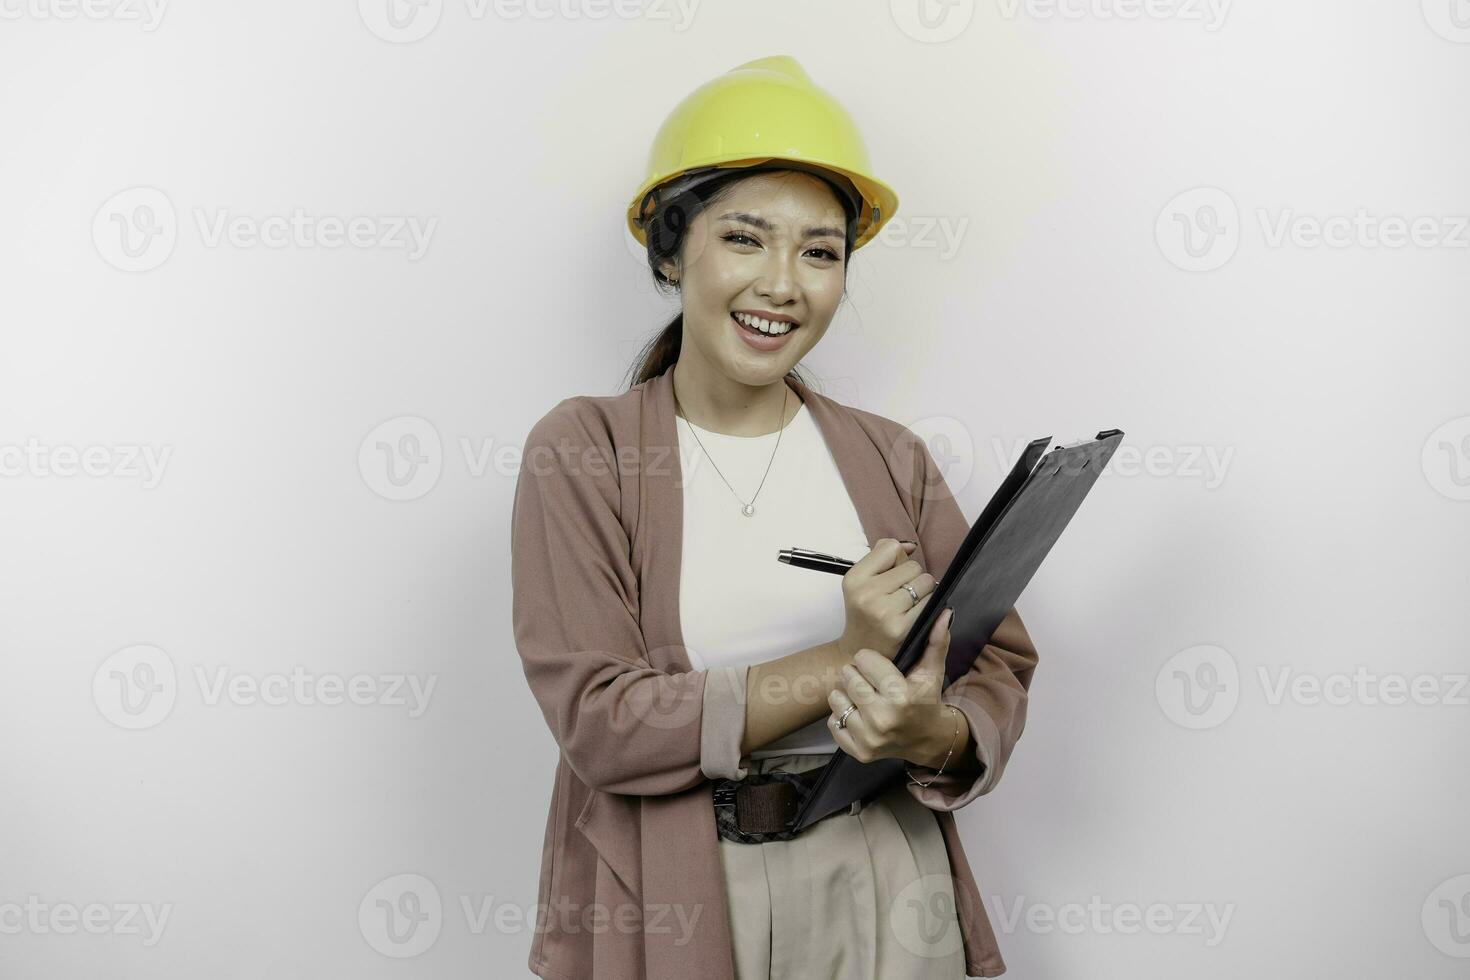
left=836, top=538, right=938, bottom=662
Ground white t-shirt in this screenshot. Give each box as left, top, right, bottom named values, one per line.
left=676, top=398, right=872, bottom=758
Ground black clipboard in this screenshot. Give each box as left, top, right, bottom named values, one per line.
left=792, top=428, right=1124, bottom=829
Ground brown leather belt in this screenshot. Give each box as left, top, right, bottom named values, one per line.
left=712, top=768, right=862, bottom=844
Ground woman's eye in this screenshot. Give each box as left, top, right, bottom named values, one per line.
left=721, top=232, right=840, bottom=262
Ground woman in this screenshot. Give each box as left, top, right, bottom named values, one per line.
left=512, top=56, right=1039, bottom=980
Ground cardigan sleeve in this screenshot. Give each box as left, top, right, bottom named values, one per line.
left=894, top=427, right=1040, bottom=812
left=511, top=400, right=749, bottom=796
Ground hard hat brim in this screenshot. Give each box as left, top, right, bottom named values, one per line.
left=627, top=157, right=898, bottom=253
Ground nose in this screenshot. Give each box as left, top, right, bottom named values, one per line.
left=754, top=253, right=799, bottom=309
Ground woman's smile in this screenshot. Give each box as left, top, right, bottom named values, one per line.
left=730, top=310, right=801, bottom=351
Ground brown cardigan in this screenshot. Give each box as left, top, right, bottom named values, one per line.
left=511, top=363, right=1039, bottom=979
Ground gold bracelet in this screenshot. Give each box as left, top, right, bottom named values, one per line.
left=906, top=704, right=961, bottom=788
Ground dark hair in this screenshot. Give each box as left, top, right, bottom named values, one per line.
left=622, top=167, right=860, bottom=390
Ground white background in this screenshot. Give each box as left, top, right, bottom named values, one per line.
left=2, top=1, right=1468, bottom=977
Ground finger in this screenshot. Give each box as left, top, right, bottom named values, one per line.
left=921, top=605, right=952, bottom=649
left=829, top=693, right=870, bottom=758
left=895, top=590, right=935, bottom=637
left=909, top=607, right=954, bottom=696
left=827, top=686, right=853, bottom=716
left=884, top=572, right=936, bottom=618
left=869, top=557, right=927, bottom=596
left=847, top=648, right=903, bottom=700
left=840, top=658, right=880, bottom=707
left=921, top=606, right=952, bottom=662
left=849, top=538, right=915, bottom=579
left=827, top=711, right=860, bottom=757
left=823, top=690, right=864, bottom=734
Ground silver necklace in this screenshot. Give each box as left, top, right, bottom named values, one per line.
left=675, top=384, right=789, bottom=518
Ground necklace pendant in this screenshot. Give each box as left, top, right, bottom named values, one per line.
left=742, top=503, right=755, bottom=517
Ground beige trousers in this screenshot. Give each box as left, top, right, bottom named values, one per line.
left=715, top=752, right=968, bottom=980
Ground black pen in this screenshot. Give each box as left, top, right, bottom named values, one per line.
left=777, top=547, right=856, bottom=575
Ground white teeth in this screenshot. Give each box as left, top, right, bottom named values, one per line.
left=733, top=312, right=794, bottom=336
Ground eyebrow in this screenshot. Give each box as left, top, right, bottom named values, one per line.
left=717, top=211, right=845, bottom=240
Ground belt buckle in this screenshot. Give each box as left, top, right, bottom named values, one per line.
left=713, top=781, right=738, bottom=811
left=713, top=779, right=765, bottom=845
left=712, top=771, right=814, bottom=844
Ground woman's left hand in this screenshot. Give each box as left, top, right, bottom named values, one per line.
left=827, top=606, right=960, bottom=765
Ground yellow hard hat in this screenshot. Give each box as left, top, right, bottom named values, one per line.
left=627, top=55, right=899, bottom=253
